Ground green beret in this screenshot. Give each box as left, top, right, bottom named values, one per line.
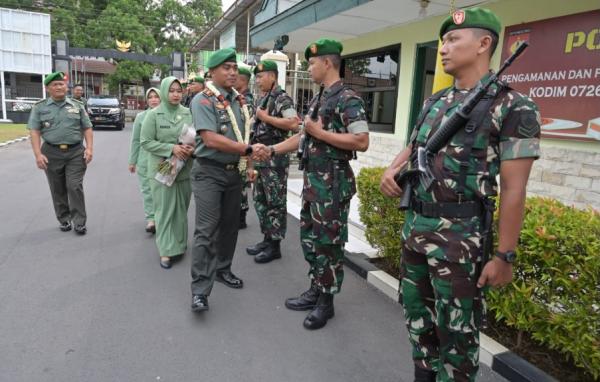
left=253, top=60, right=278, bottom=75
left=44, top=71, right=66, bottom=86
left=206, top=48, right=237, bottom=69
left=189, top=76, right=205, bottom=84
left=238, top=66, right=252, bottom=78
left=439, top=7, right=501, bottom=38
left=304, top=38, right=343, bottom=60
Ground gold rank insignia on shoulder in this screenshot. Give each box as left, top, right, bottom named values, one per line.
left=203, top=89, right=214, bottom=97
left=220, top=125, right=228, bottom=134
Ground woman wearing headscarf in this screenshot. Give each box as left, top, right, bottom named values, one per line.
left=140, top=77, right=194, bottom=269
left=128, top=87, right=161, bottom=233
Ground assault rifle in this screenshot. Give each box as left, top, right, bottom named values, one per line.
left=250, top=81, right=275, bottom=144
left=395, top=41, right=528, bottom=210
left=297, top=84, right=325, bottom=170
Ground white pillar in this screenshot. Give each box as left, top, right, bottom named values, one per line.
left=246, top=10, right=250, bottom=59
left=0, top=71, right=7, bottom=121
left=260, top=50, right=290, bottom=89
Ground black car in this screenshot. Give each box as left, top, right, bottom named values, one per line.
left=86, top=96, right=125, bottom=130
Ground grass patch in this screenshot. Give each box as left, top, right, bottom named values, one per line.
left=0, top=124, right=28, bottom=143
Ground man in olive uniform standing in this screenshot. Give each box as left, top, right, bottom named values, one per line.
left=189, top=48, right=269, bottom=312
left=28, top=72, right=94, bottom=234
left=245, top=60, right=299, bottom=264
left=271, top=39, right=369, bottom=330
left=71, top=84, right=87, bottom=108
left=183, top=76, right=204, bottom=108
left=380, top=8, right=540, bottom=382
left=235, top=66, right=255, bottom=229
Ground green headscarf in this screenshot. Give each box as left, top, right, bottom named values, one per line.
left=145, top=87, right=160, bottom=100
left=158, top=76, right=183, bottom=119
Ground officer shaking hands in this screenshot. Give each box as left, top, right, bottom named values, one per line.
left=380, top=8, right=541, bottom=382
left=28, top=72, right=94, bottom=235
left=189, top=48, right=271, bottom=313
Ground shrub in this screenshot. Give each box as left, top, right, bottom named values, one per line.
left=356, top=167, right=600, bottom=380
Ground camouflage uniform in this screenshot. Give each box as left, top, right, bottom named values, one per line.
left=301, top=81, right=368, bottom=294
left=240, top=90, right=255, bottom=214
left=401, top=76, right=541, bottom=381
left=252, top=86, right=296, bottom=240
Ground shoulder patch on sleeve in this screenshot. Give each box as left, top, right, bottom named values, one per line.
left=517, top=110, right=540, bottom=138
left=200, top=98, right=212, bottom=106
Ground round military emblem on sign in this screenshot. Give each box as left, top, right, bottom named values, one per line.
left=310, top=44, right=317, bottom=55
left=452, top=10, right=465, bottom=25
left=220, top=125, right=228, bottom=134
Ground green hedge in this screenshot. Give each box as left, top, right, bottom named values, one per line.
left=356, top=166, right=600, bottom=380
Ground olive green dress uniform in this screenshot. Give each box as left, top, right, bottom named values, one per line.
left=27, top=74, right=93, bottom=227
left=128, top=88, right=160, bottom=223
left=140, top=78, right=193, bottom=258
left=189, top=49, right=249, bottom=296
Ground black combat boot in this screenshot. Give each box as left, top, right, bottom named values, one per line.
left=239, top=210, right=247, bottom=229
left=254, top=240, right=282, bottom=263
left=303, top=292, right=334, bottom=330
left=284, top=284, right=319, bottom=311
left=246, top=235, right=269, bottom=255
left=414, top=366, right=437, bottom=382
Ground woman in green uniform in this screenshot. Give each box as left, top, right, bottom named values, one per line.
left=140, top=77, right=194, bottom=269
left=128, top=87, right=161, bottom=233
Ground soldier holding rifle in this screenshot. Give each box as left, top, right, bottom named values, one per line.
left=379, top=8, right=540, bottom=382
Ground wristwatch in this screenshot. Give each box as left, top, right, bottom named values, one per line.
left=495, top=250, right=517, bottom=263
left=244, top=145, right=253, bottom=156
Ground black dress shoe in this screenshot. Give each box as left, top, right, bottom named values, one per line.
left=160, top=257, right=171, bottom=269
left=191, top=294, right=209, bottom=312
left=285, top=284, right=319, bottom=311
left=414, top=367, right=437, bottom=382
left=215, top=271, right=244, bottom=289
left=246, top=236, right=269, bottom=255
left=145, top=222, right=156, bottom=233
left=59, top=222, right=72, bottom=232
left=74, top=225, right=87, bottom=235
left=255, top=240, right=282, bottom=264
left=303, top=293, right=334, bottom=330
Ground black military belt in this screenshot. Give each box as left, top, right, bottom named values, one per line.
left=305, top=160, right=350, bottom=172
left=253, top=136, right=283, bottom=146
left=197, top=158, right=238, bottom=171
left=45, top=142, right=82, bottom=150
left=411, top=199, right=482, bottom=219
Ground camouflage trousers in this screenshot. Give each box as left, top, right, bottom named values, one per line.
left=241, top=174, right=249, bottom=212
left=401, top=245, right=485, bottom=382
left=300, top=198, right=350, bottom=294
left=253, top=166, right=288, bottom=240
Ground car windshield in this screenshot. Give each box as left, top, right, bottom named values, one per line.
left=88, top=98, right=119, bottom=107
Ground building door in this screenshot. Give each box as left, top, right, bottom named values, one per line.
left=407, top=41, right=438, bottom=140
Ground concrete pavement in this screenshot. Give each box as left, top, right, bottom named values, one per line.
left=0, top=124, right=507, bottom=382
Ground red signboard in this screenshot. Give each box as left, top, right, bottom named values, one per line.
left=500, top=10, right=600, bottom=142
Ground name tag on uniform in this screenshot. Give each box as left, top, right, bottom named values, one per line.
left=39, top=110, right=51, bottom=115
left=159, top=125, right=170, bottom=129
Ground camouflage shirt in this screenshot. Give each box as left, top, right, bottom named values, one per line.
left=302, top=80, right=369, bottom=202
left=252, top=85, right=296, bottom=168
left=242, top=89, right=255, bottom=119
left=403, top=75, right=541, bottom=263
